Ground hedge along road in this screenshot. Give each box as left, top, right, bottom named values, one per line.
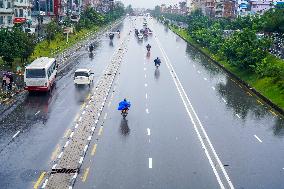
left=0, top=20, right=130, bottom=189
left=72, top=17, right=284, bottom=189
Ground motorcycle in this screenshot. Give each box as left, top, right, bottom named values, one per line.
left=155, top=63, right=160, bottom=68
left=121, top=109, right=128, bottom=118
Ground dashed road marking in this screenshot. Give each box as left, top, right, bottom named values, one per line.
left=236, top=114, right=241, bottom=119
left=145, top=93, right=148, bottom=99
left=204, top=78, right=207, bottom=81
left=246, top=92, right=253, bottom=96
left=145, top=74, right=147, bottom=78
left=34, top=172, right=46, bottom=189
left=91, top=144, right=97, bottom=156
left=144, top=68, right=146, bottom=71
left=146, top=108, right=149, bottom=114
left=108, top=101, right=111, bottom=107
left=82, top=167, right=90, bottom=182
left=254, top=135, right=263, bottom=143
left=70, top=131, right=74, bottom=138
left=98, top=126, right=103, bottom=136
left=12, top=130, right=20, bottom=139
left=35, top=111, right=40, bottom=116
left=149, top=158, right=152, bottom=168
left=145, top=83, right=148, bottom=87
left=197, top=70, right=201, bottom=74
left=104, top=113, right=108, bottom=120
left=64, top=129, right=71, bottom=138
left=222, top=98, right=227, bottom=103
left=147, top=128, right=151, bottom=135
left=269, top=110, right=278, bottom=116
left=212, top=87, right=215, bottom=90
left=57, top=152, right=63, bottom=159
left=257, top=100, right=264, bottom=105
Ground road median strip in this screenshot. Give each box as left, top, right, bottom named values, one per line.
left=42, top=33, right=130, bottom=189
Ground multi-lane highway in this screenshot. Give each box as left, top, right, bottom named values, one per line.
left=0, top=17, right=283, bottom=189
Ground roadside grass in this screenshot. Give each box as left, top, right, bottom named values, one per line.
left=170, top=26, right=284, bottom=110
left=31, top=26, right=99, bottom=60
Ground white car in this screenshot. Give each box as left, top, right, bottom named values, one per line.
left=74, top=69, right=94, bottom=86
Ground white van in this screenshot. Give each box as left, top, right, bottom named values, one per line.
left=24, top=57, right=57, bottom=92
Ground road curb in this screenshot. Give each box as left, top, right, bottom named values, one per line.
left=169, top=27, right=284, bottom=117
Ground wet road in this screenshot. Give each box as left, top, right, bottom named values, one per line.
left=73, top=17, right=284, bottom=189
left=1, top=17, right=284, bottom=189
left=0, top=21, right=129, bottom=189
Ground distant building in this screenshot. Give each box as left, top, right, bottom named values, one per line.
left=0, top=0, right=32, bottom=28
left=0, top=0, right=14, bottom=28
left=250, top=0, right=273, bottom=15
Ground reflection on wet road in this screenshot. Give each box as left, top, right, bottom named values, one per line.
left=0, top=16, right=283, bottom=189
left=0, top=21, right=126, bottom=189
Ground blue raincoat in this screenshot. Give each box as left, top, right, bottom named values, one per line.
left=118, top=100, right=131, bottom=110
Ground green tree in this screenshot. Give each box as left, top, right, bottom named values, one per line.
left=46, top=21, right=61, bottom=44
left=221, top=29, right=271, bottom=71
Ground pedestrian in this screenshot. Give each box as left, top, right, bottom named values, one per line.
left=2, top=73, right=7, bottom=90
left=6, top=75, right=10, bottom=91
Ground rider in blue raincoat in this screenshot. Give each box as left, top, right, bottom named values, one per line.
left=118, top=98, right=131, bottom=111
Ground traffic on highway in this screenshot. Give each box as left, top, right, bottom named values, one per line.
left=0, top=14, right=283, bottom=189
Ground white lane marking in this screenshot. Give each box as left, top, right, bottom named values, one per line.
left=147, top=128, right=151, bottom=136
left=149, top=158, right=152, bottom=168
left=197, top=70, right=201, bottom=74
left=145, top=74, right=147, bottom=78
left=35, top=111, right=40, bottom=116
left=70, top=131, right=74, bottom=138
left=52, top=164, right=57, bottom=169
left=12, top=131, right=20, bottom=139
left=146, top=108, right=149, bottom=114
left=212, top=86, right=216, bottom=90
left=236, top=114, right=241, bottom=119
left=144, top=68, right=146, bottom=71
left=204, top=78, right=208, bottom=81
left=254, top=135, right=263, bottom=143
left=64, top=141, right=69, bottom=148
left=155, top=36, right=233, bottom=189
left=82, top=111, right=86, bottom=115
left=108, top=101, right=111, bottom=107
left=222, top=98, right=227, bottom=103
left=193, top=64, right=196, bottom=68
left=144, top=83, right=148, bottom=87
left=145, top=93, right=148, bottom=99
left=58, top=152, right=63, bottom=159
left=104, top=113, right=108, bottom=120
left=42, top=179, right=48, bottom=188
left=78, top=117, right=82, bottom=122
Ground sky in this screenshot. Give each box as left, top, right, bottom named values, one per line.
left=120, top=0, right=181, bottom=9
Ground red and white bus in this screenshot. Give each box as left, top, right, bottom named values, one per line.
left=24, top=57, right=57, bottom=92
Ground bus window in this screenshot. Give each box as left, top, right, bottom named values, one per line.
left=26, top=69, right=46, bottom=78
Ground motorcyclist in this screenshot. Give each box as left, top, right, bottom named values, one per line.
left=109, top=33, right=115, bottom=40
left=118, top=98, right=131, bottom=113
left=89, top=44, right=94, bottom=53
left=154, top=57, right=161, bottom=67
left=146, top=44, right=151, bottom=52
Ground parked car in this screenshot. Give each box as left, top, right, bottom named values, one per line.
left=74, top=69, right=94, bottom=87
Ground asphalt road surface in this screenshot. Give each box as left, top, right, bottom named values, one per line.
left=0, top=17, right=283, bottom=189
